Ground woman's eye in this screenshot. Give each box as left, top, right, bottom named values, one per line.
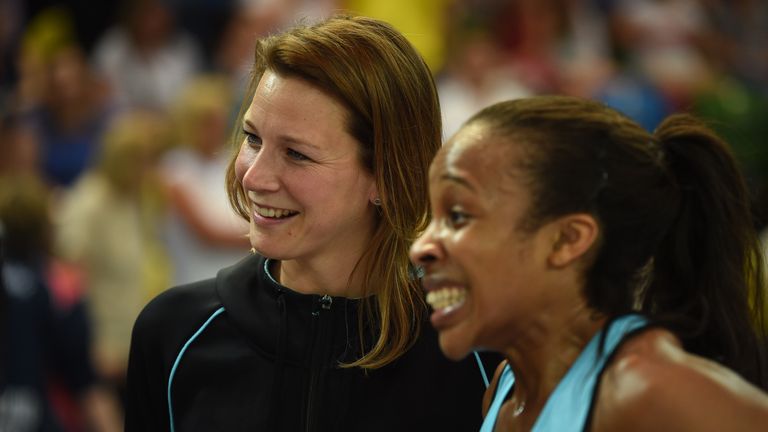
left=287, top=148, right=310, bottom=161
left=447, top=207, right=470, bottom=228
left=243, top=131, right=261, bottom=148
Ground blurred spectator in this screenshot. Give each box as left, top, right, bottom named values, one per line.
left=557, top=0, right=615, bottom=98
left=0, top=112, right=41, bottom=178
left=557, top=0, right=611, bottom=65
left=17, top=7, right=114, bottom=189
left=11, top=6, right=54, bottom=114
left=692, top=62, right=768, bottom=228
left=92, top=0, right=203, bottom=110
left=487, top=0, right=565, bottom=93
left=0, top=0, right=24, bottom=103
left=700, top=0, right=768, bottom=95
left=54, top=111, right=172, bottom=398
left=29, top=46, right=112, bottom=189
left=211, top=0, right=295, bottom=114
left=609, top=0, right=710, bottom=108
left=437, top=22, right=531, bottom=138
left=0, top=174, right=121, bottom=432
left=160, top=75, right=250, bottom=286
left=211, top=3, right=266, bottom=91
left=593, top=70, right=670, bottom=132
left=158, top=0, right=235, bottom=67
left=693, top=1, right=768, bottom=227
left=213, top=0, right=339, bottom=112
left=22, top=1, right=118, bottom=55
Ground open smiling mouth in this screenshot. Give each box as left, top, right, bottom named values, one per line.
left=426, top=287, right=467, bottom=312
left=254, top=204, right=299, bottom=219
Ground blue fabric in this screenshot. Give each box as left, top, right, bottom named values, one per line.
left=480, top=315, right=648, bottom=432
left=27, top=108, right=112, bottom=187
left=480, top=356, right=516, bottom=432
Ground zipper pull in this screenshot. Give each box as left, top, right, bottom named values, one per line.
left=319, top=294, right=332, bottom=310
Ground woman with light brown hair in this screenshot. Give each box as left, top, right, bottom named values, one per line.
left=125, top=14, right=496, bottom=431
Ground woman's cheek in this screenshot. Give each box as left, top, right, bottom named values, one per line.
left=234, top=147, right=253, bottom=182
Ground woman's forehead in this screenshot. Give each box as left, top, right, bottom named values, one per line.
left=431, top=123, right=524, bottom=194
left=439, top=124, right=518, bottom=172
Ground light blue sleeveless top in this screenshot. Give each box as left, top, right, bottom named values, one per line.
left=480, top=314, right=648, bottom=432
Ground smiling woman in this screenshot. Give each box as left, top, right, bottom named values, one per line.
left=411, top=96, right=768, bottom=431
left=234, top=72, right=378, bottom=278
left=124, top=14, right=497, bottom=432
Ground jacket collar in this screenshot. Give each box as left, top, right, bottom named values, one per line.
left=215, top=253, right=360, bottom=365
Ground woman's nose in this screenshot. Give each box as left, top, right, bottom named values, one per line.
left=410, top=224, right=443, bottom=267
left=238, top=146, right=280, bottom=193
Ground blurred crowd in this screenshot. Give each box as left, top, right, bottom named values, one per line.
left=0, top=0, right=767, bottom=430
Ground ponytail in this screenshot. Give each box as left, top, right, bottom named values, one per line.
left=468, top=98, right=767, bottom=387
left=648, top=114, right=768, bottom=389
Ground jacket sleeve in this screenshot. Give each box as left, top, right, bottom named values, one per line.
left=125, top=299, right=172, bottom=432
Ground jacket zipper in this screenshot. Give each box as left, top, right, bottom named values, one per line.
left=305, top=294, right=333, bottom=431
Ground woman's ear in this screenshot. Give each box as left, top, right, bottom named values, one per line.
left=548, top=214, right=599, bottom=268
left=368, top=186, right=381, bottom=206
left=368, top=181, right=379, bottom=203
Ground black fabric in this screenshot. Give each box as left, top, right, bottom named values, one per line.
left=125, top=254, right=498, bottom=431
left=583, top=321, right=659, bottom=432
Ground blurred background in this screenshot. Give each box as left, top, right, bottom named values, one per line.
left=0, top=0, right=766, bottom=430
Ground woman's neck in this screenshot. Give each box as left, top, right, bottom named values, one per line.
left=501, top=305, right=605, bottom=426
left=270, top=253, right=368, bottom=298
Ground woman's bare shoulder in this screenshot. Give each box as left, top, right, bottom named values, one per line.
left=591, top=328, right=768, bottom=432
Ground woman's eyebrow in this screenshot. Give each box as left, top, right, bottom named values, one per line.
left=441, top=173, right=476, bottom=192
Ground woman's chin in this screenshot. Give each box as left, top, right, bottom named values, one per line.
left=437, top=328, right=476, bottom=361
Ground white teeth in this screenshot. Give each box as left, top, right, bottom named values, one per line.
left=426, top=287, right=467, bottom=311
left=255, top=205, right=296, bottom=219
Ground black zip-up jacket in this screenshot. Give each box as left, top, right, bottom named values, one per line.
left=125, top=254, right=498, bottom=431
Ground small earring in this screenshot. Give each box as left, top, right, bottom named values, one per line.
left=372, top=197, right=382, bottom=206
